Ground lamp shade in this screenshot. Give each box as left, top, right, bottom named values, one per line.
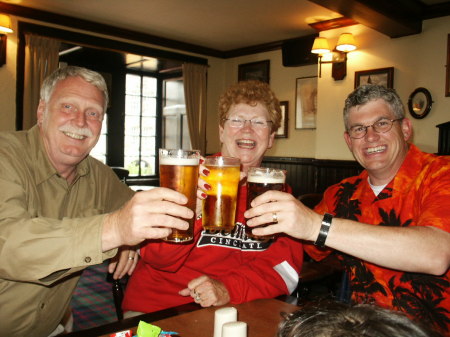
left=311, top=37, right=330, bottom=55
left=0, top=14, right=13, bottom=34
left=336, top=33, right=356, bottom=52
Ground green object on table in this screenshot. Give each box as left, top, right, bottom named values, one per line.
left=136, top=321, right=162, bottom=337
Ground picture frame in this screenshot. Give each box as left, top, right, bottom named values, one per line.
left=295, top=76, right=317, bottom=129
left=354, top=67, right=394, bottom=89
left=407, top=87, right=433, bottom=119
left=275, top=101, right=288, bottom=138
left=238, top=60, right=270, bottom=83
left=446, top=34, right=450, bottom=97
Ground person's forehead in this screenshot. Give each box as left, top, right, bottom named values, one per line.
left=228, top=102, right=269, bottom=116
left=51, top=77, right=105, bottom=106
left=348, top=99, right=393, bottom=122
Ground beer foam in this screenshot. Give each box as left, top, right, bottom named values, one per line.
left=160, top=157, right=199, bottom=166
left=247, top=174, right=285, bottom=184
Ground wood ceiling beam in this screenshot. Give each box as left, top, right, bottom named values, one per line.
left=309, top=0, right=423, bottom=38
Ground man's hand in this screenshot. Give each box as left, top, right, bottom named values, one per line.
left=179, top=275, right=230, bottom=307
left=102, top=187, right=193, bottom=251
left=244, top=190, right=321, bottom=241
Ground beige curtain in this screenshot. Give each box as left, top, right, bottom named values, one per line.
left=22, top=35, right=60, bottom=130
left=182, top=63, right=208, bottom=155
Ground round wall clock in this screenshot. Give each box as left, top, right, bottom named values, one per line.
left=407, top=87, right=433, bottom=119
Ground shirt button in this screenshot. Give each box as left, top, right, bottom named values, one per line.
left=40, top=302, right=45, bottom=309
left=84, top=257, right=92, bottom=263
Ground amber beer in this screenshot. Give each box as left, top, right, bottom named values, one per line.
left=202, top=156, right=241, bottom=232
left=159, top=149, right=200, bottom=242
left=246, top=167, right=286, bottom=240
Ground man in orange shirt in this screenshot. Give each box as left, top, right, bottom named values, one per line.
left=245, top=84, right=450, bottom=335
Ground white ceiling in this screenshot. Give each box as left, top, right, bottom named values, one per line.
left=1, top=0, right=449, bottom=52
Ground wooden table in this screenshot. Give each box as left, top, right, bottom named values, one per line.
left=66, top=297, right=299, bottom=337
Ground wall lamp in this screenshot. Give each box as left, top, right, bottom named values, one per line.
left=311, top=33, right=357, bottom=81
left=0, top=14, right=14, bottom=67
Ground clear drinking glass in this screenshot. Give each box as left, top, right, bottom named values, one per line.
left=159, top=148, right=200, bottom=242
left=246, top=167, right=286, bottom=240
left=202, top=156, right=241, bottom=232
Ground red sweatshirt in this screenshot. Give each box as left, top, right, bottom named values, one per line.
left=122, top=183, right=303, bottom=313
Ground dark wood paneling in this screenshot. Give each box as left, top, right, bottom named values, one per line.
left=262, top=156, right=363, bottom=197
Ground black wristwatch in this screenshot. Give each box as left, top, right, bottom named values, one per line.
left=314, top=213, right=333, bottom=247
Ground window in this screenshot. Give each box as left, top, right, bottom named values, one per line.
left=90, top=114, right=108, bottom=163
left=124, top=74, right=158, bottom=177
left=162, top=78, right=191, bottom=150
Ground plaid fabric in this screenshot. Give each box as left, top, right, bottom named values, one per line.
left=70, top=261, right=119, bottom=331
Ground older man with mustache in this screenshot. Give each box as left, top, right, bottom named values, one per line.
left=0, top=66, right=192, bottom=337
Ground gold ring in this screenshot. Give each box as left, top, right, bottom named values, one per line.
left=194, top=290, right=201, bottom=302
left=128, top=256, right=134, bottom=260
left=272, top=212, right=278, bottom=223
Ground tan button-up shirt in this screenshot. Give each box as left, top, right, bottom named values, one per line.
left=0, top=126, right=134, bottom=336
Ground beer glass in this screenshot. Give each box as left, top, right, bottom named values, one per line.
left=246, top=167, right=286, bottom=240
left=202, top=156, right=241, bottom=232
left=159, top=148, right=200, bottom=242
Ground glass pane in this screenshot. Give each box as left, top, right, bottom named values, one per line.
left=141, top=136, right=155, bottom=156
left=126, top=74, right=141, bottom=95
left=142, top=97, right=156, bottom=117
left=140, top=156, right=155, bottom=176
left=125, top=94, right=141, bottom=117
left=142, top=116, right=156, bottom=136
left=124, top=156, right=140, bottom=176
left=125, top=116, right=141, bottom=136
left=143, top=77, right=157, bottom=97
left=124, top=135, right=140, bottom=156
left=90, top=114, right=108, bottom=163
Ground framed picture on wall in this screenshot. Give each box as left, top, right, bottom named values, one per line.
left=295, top=76, right=317, bottom=129
left=238, top=60, right=270, bottom=83
left=275, top=101, right=288, bottom=138
left=354, top=67, right=394, bottom=89
left=446, top=34, right=450, bottom=97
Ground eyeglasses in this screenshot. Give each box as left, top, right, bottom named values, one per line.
left=348, top=118, right=402, bottom=139
left=224, top=118, right=273, bottom=129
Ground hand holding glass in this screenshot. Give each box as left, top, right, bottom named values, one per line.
left=159, top=149, right=200, bottom=242
left=246, top=167, right=286, bottom=240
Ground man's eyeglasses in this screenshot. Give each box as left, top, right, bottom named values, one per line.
left=224, top=118, right=273, bottom=129
left=348, top=118, right=403, bottom=139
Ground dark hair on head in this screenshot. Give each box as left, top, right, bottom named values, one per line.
left=218, top=80, right=281, bottom=133
left=278, top=300, right=439, bottom=337
left=343, top=84, right=405, bottom=131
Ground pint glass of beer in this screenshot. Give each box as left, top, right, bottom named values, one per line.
left=202, top=156, right=241, bottom=232
left=246, top=167, right=286, bottom=240
left=159, top=149, right=200, bottom=242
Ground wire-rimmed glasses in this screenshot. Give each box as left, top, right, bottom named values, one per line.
left=348, top=118, right=402, bottom=139
left=223, top=118, right=273, bottom=130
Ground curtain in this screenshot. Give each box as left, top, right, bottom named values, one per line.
left=182, top=63, right=208, bottom=155
left=22, top=35, right=60, bottom=130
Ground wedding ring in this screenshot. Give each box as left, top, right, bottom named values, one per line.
left=194, top=290, right=201, bottom=302
left=272, top=212, right=278, bottom=223
left=128, top=256, right=134, bottom=260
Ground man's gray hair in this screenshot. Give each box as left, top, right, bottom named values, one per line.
left=40, top=66, right=109, bottom=113
left=343, top=85, right=405, bottom=131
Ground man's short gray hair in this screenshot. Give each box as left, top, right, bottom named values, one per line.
left=40, top=66, right=109, bottom=113
left=343, top=85, right=405, bottom=131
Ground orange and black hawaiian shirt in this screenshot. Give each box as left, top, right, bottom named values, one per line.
left=305, top=144, right=450, bottom=336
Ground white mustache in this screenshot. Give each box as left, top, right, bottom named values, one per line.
left=59, top=124, right=93, bottom=138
